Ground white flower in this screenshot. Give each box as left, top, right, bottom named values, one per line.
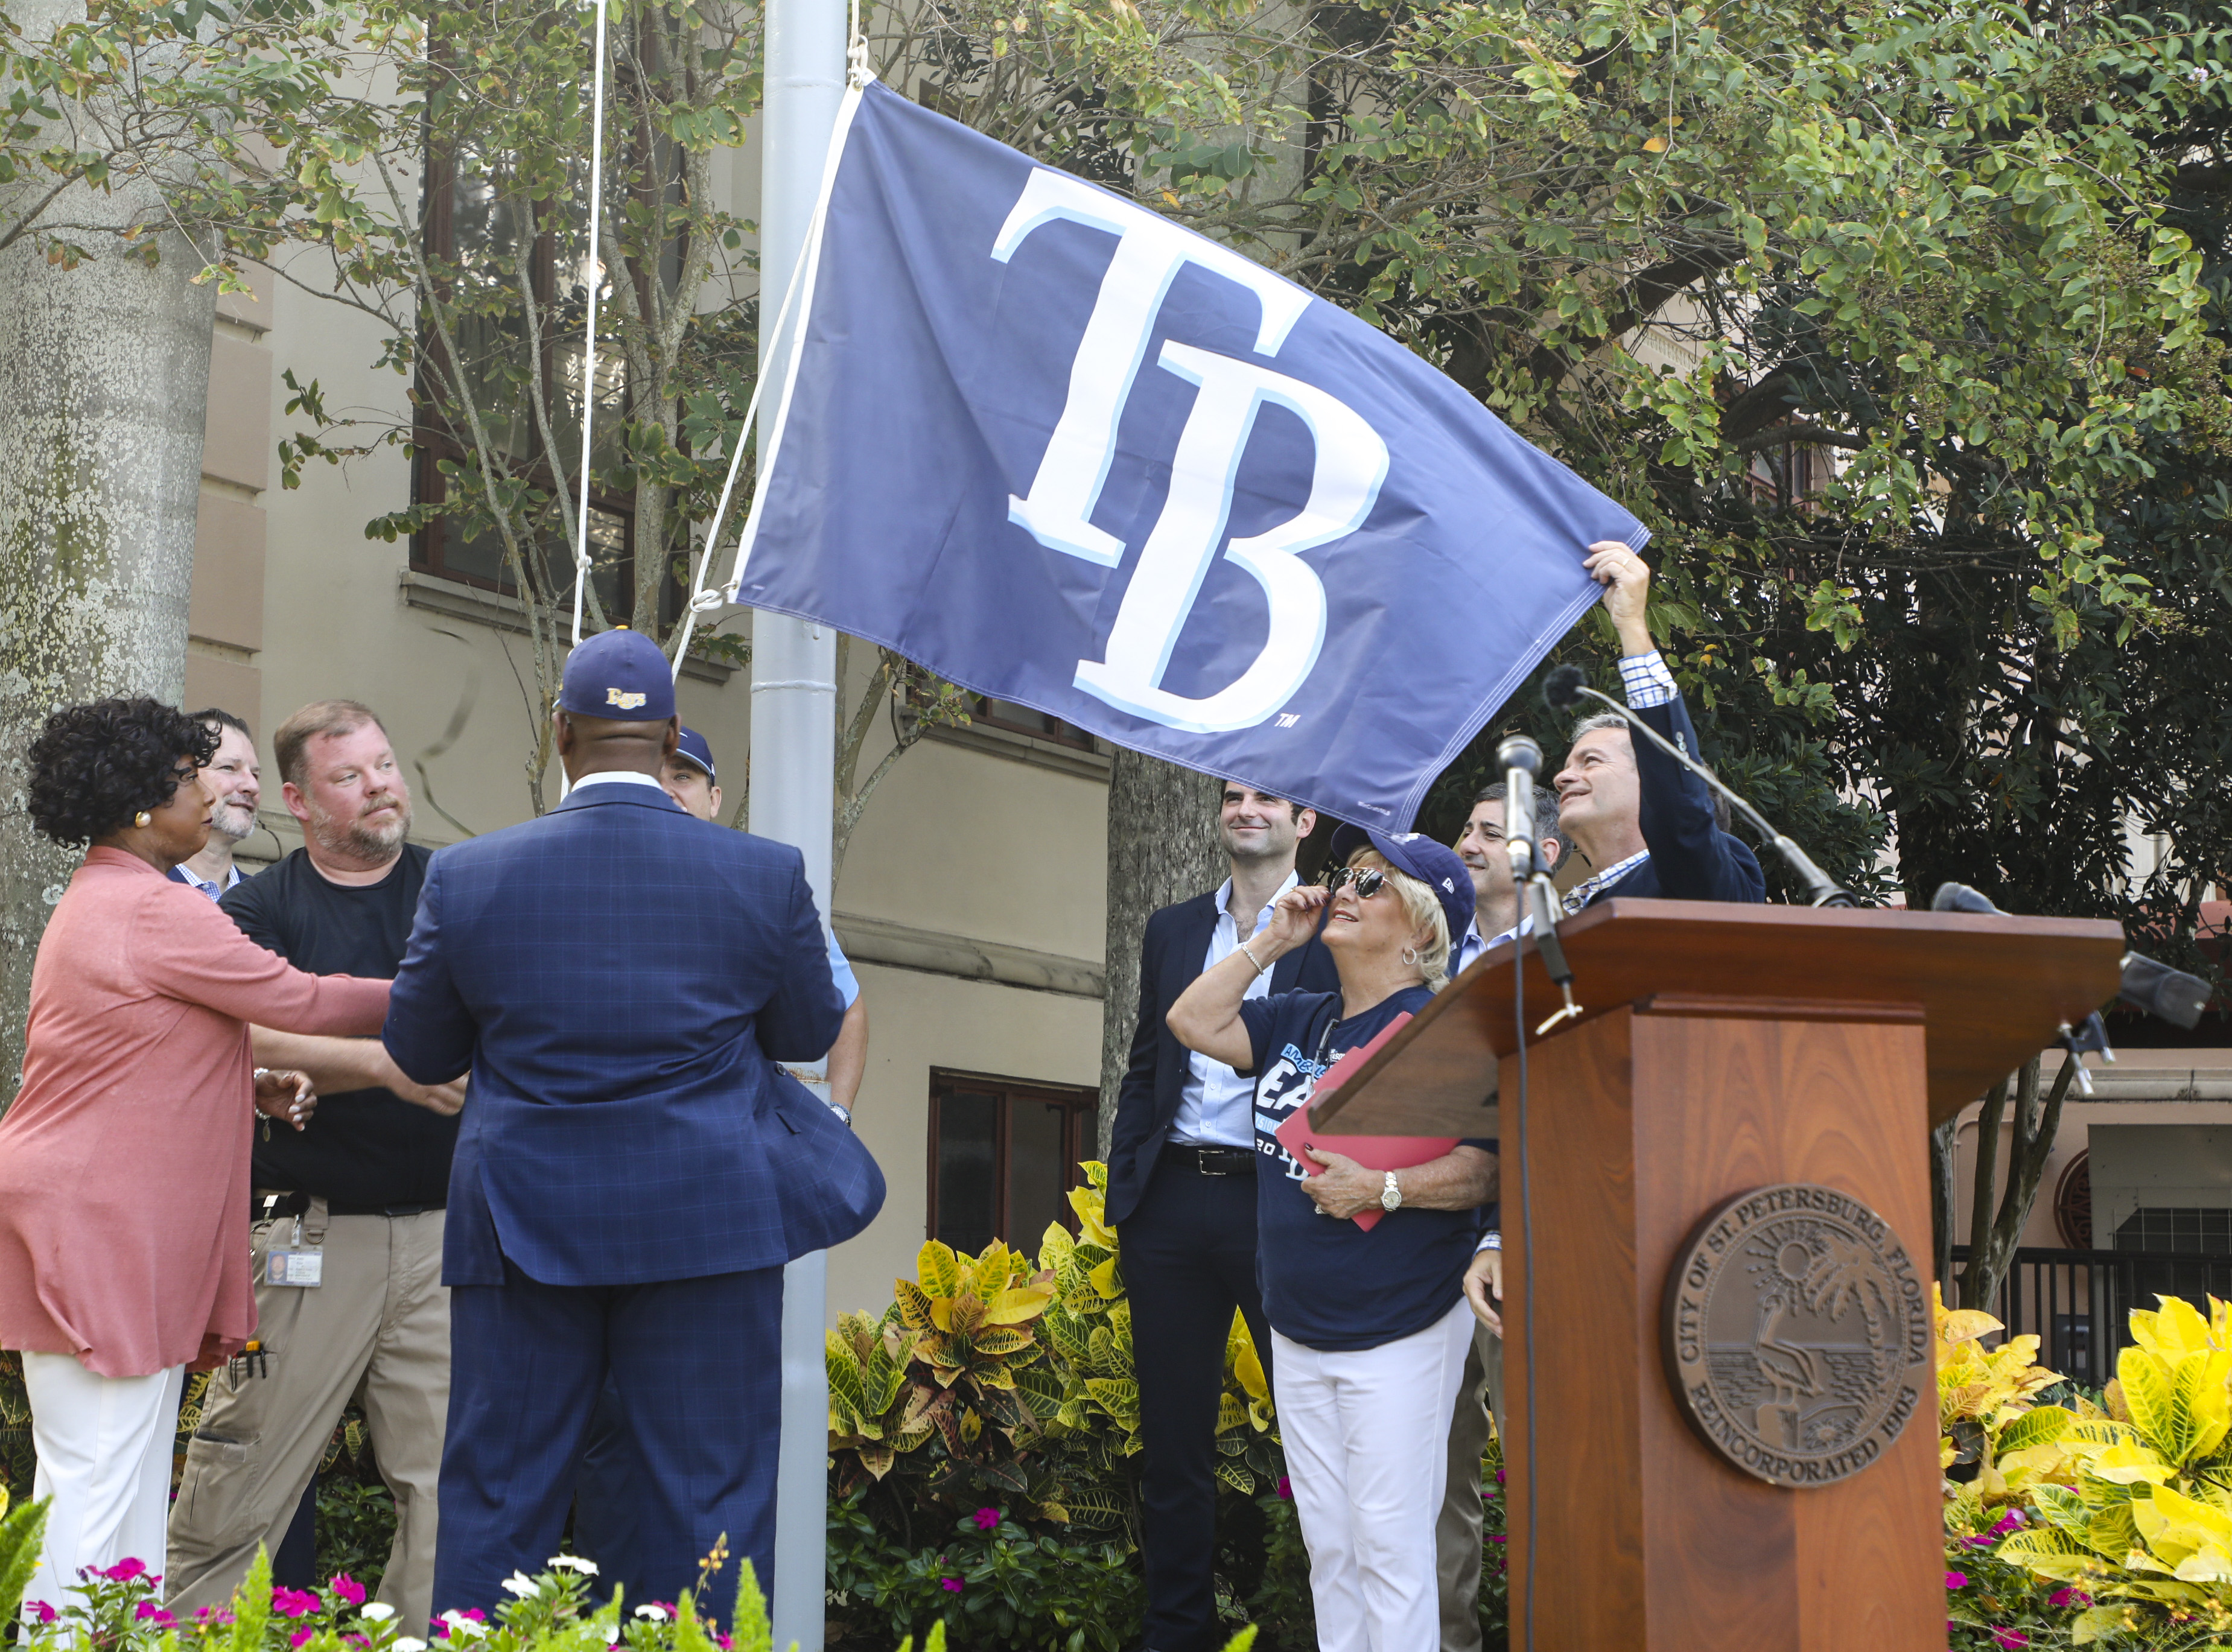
left=633, top=1606, right=670, bottom=1622
left=604, top=1626, right=621, bottom=1645
left=360, top=1604, right=396, bottom=1623
left=439, top=1614, right=486, bottom=1641
left=550, top=1556, right=600, bottom=1576
left=500, top=1574, right=538, bottom=1599
left=393, top=1639, right=428, bottom=1652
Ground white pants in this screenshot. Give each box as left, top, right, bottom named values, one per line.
left=20, top=1352, right=186, bottom=1617
left=1273, top=1299, right=1475, bottom=1652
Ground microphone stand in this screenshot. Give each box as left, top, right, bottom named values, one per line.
left=1496, top=734, right=1584, bottom=1035
left=1547, top=675, right=1858, bottom=908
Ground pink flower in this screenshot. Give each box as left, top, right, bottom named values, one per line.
left=1945, top=1572, right=1969, bottom=1590
left=28, top=1602, right=56, bottom=1625
left=717, top=1639, right=733, bottom=1650
left=971, top=1508, right=1000, bottom=1531
left=102, top=1558, right=148, bottom=1582
left=2050, top=1586, right=2092, bottom=1609
left=941, top=1578, right=964, bottom=1593
left=1990, top=1509, right=2027, bottom=1536
left=1964, top=1535, right=1994, bottom=1548
left=290, top=1627, right=316, bottom=1647
left=1991, top=1633, right=2029, bottom=1650
left=1486, top=1536, right=1506, bottom=1545
left=273, top=1586, right=325, bottom=1618
left=331, top=1574, right=366, bottom=1606
left=1276, top=1477, right=1292, bottom=1499
left=136, top=1603, right=178, bottom=1627
left=194, top=1607, right=236, bottom=1625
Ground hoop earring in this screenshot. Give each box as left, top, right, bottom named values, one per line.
left=1401, top=946, right=1420, bottom=967
left=133, top=812, right=151, bottom=828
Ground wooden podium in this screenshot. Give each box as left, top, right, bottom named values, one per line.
left=1308, top=900, right=2123, bottom=1651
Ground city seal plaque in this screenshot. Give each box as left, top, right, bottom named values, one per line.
left=1662, top=1183, right=1932, bottom=1488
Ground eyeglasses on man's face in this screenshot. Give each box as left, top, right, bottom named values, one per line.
left=1324, top=865, right=1388, bottom=900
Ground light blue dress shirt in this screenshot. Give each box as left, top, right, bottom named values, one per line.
left=1166, top=870, right=1298, bottom=1148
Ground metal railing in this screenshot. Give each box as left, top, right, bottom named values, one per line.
left=1948, top=1246, right=2232, bottom=1387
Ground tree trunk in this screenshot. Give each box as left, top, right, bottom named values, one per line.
left=0, top=0, right=217, bottom=1103
left=1957, top=1055, right=2077, bottom=1320
left=1097, top=748, right=1226, bottom=1157
left=1931, top=1117, right=1957, bottom=1301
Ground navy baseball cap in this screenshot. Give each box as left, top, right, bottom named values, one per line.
left=672, top=725, right=716, bottom=781
left=558, top=627, right=676, bottom=722
left=1328, top=824, right=1477, bottom=946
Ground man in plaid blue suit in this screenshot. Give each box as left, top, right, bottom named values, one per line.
left=384, top=627, right=883, bottom=1621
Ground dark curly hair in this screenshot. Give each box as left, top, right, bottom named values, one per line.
left=27, top=699, right=221, bottom=848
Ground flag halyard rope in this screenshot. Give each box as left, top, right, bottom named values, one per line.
left=568, top=0, right=614, bottom=649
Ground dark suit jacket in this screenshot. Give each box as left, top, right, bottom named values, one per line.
left=1105, top=889, right=1338, bottom=1227
left=382, top=780, right=884, bottom=1286
left=1588, top=690, right=1767, bottom=905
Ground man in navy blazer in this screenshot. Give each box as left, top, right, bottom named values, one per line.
left=1551, top=542, right=1767, bottom=910
left=1105, top=784, right=1337, bottom=1652
left=383, top=627, right=883, bottom=1619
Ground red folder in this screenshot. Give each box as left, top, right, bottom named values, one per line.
left=1271, top=1012, right=1457, bottom=1231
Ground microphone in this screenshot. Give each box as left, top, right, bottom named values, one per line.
left=1496, top=734, right=1544, bottom=884
left=1490, top=730, right=1583, bottom=1034
left=1932, top=883, right=2212, bottom=1031
left=1541, top=667, right=1857, bottom=907
left=1544, top=664, right=1589, bottom=711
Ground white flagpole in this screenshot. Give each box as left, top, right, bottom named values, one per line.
left=758, top=0, right=845, bottom=1639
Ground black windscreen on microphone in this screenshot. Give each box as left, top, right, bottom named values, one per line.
left=1543, top=664, right=1588, bottom=710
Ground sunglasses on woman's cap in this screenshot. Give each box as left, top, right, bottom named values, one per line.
left=1324, top=865, right=1388, bottom=899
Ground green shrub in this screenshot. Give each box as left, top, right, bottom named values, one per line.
left=827, top=1495, right=1141, bottom=1652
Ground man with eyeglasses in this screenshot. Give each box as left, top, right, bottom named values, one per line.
left=1106, top=784, right=1338, bottom=1652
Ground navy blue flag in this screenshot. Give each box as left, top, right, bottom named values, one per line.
left=731, top=78, right=1647, bottom=828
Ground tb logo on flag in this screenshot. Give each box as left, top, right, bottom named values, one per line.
left=993, top=172, right=1390, bottom=734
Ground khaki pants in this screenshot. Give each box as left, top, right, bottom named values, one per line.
left=167, top=1204, right=448, bottom=1631
left=1436, top=1320, right=1504, bottom=1652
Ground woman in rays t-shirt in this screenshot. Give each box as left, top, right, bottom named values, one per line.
left=1168, top=825, right=1495, bottom=1652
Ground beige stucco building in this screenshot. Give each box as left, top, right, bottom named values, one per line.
left=182, top=260, right=1111, bottom=1327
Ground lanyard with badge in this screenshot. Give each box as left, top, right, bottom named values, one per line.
left=261, top=1192, right=325, bottom=1288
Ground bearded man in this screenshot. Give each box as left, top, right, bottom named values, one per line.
left=167, top=701, right=466, bottom=1631
left=161, top=707, right=262, bottom=896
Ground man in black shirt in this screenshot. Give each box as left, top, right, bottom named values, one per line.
left=167, top=701, right=465, bottom=1632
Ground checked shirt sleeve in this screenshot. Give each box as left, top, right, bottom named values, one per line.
left=1618, top=649, right=1679, bottom=710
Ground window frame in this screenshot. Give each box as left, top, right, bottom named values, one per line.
left=965, top=696, right=1101, bottom=754
left=924, top=1067, right=1098, bottom=1253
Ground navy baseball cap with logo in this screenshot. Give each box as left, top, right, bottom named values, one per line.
left=672, top=725, right=717, bottom=781
left=558, top=626, right=676, bottom=722
left=1328, top=822, right=1477, bottom=945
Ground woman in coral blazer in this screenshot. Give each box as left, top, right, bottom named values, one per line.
left=0, top=700, right=392, bottom=1613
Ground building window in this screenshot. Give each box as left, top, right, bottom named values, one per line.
left=2114, top=1206, right=2232, bottom=1254
left=967, top=696, right=1099, bottom=753
left=927, top=1069, right=1096, bottom=1256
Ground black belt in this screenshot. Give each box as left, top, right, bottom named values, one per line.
left=252, top=1192, right=444, bottom=1221
left=1162, top=1143, right=1256, bottom=1177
